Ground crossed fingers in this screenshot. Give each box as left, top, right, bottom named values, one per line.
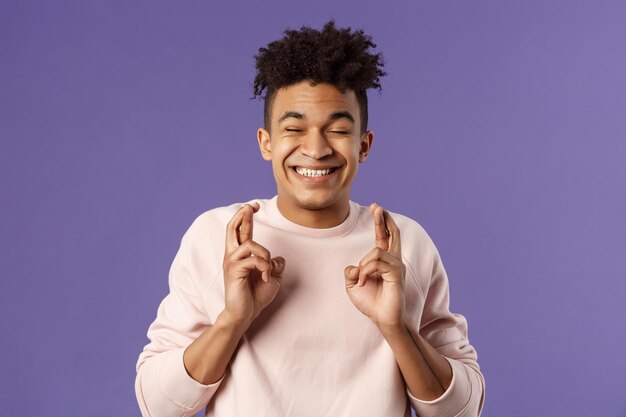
left=226, top=202, right=259, bottom=252
left=371, top=203, right=401, bottom=254
left=356, top=203, right=403, bottom=287
left=224, top=202, right=275, bottom=282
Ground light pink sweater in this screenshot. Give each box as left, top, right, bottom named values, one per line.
left=135, top=196, right=485, bottom=417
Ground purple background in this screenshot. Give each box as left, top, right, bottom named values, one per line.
left=2, top=1, right=625, bottom=416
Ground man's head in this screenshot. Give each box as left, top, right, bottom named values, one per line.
left=252, top=20, right=386, bottom=135
left=252, top=21, right=387, bottom=227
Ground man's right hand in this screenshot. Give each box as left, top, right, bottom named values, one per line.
left=181, top=202, right=284, bottom=386
left=222, top=202, right=285, bottom=329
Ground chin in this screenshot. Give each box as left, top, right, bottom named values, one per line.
left=295, top=198, right=331, bottom=211
left=294, top=192, right=340, bottom=211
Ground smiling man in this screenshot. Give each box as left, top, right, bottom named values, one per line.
left=135, top=21, right=485, bottom=417
left=259, top=82, right=370, bottom=228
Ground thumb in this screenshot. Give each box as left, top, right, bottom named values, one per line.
left=270, top=256, right=286, bottom=277
left=344, top=265, right=360, bottom=287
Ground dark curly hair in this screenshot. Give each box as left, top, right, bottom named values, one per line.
left=252, top=20, right=387, bottom=134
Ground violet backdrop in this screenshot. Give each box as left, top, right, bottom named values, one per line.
left=1, top=1, right=625, bottom=416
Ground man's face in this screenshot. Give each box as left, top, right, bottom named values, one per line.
left=257, top=81, right=373, bottom=225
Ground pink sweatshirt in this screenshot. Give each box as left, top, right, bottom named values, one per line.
left=135, top=196, right=485, bottom=417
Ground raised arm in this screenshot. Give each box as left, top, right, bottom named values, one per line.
left=135, top=203, right=285, bottom=417
left=344, top=203, right=485, bottom=416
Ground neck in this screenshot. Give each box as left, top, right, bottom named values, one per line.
left=276, top=195, right=351, bottom=228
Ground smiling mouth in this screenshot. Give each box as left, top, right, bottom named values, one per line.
left=290, top=166, right=339, bottom=177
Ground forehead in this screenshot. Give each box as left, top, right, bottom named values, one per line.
left=271, top=81, right=359, bottom=123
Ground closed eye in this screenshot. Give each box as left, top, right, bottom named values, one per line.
left=285, top=128, right=303, bottom=132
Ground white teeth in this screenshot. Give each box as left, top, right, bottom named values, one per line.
left=295, top=167, right=333, bottom=177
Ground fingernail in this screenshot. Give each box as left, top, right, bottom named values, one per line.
left=271, top=257, right=285, bottom=274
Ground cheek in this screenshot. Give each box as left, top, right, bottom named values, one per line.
left=339, top=143, right=361, bottom=163
left=269, top=143, right=295, bottom=170
left=271, top=158, right=285, bottom=176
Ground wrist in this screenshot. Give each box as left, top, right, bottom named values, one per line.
left=375, top=313, right=412, bottom=337
left=217, top=310, right=252, bottom=336
left=376, top=321, right=407, bottom=338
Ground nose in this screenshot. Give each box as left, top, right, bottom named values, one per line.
left=299, top=130, right=333, bottom=159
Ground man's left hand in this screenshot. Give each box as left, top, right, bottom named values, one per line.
left=344, top=203, right=407, bottom=328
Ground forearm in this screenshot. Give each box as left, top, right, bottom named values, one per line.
left=183, top=310, right=250, bottom=385
left=378, top=317, right=452, bottom=401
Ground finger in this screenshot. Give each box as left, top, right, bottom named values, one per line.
left=358, top=260, right=395, bottom=286
left=344, top=265, right=360, bottom=287
left=382, top=209, right=401, bottom=254
left=371, top=203, right=389, bottom=251
left=238, top=202, right=260, bottom=244
left=229, top=239, right=271, bottom=264
left=358, top=247, right=402, bottom=270
left=232, top=255, right=272, bottom=283
left=225, top=205, right=248, bottom=254
left=271, top=256, right=286, bottom=277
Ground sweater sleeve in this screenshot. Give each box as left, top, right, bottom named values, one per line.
left=406, top=244, right=485, bottom=417
left=135, top=219, right=225, bottom=417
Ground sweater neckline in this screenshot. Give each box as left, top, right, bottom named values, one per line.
left=264, top=195, right=359, bottom=238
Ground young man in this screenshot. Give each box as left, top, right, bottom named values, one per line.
left=135, top=21, right=485, bottom=417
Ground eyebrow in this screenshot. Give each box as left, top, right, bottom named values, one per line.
left=277, top=111, right=355, bottom=124
left=330, top=111, right=355, bottom=123
left=277, top=111, right=303, bottom=123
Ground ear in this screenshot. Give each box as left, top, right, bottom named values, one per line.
left=257, top=128, right=272, bottom=161
left=358, top=130, right=374, bottom=163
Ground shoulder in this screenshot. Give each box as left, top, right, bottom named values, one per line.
left=388, top=210, right=438, bottom=255
left=382, top=208, right=442, bottom=297
left=352, top=201, right=438, bottom=257
left=181, top=198, right=268, bottom=243
left=353, top=202, right=436, bottom=251
left=387, top=209, right=428, bottom=238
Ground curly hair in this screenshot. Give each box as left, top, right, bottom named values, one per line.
left=252, top=20, right=387, bottom=134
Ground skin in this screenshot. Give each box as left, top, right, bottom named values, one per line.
left=345, top=203, right=453, bottom=400
left=183, top=81, right=452, bottom=401
left=256, top=81, right=373, bottom=228
left=184, top=202, right=286, bottom=385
